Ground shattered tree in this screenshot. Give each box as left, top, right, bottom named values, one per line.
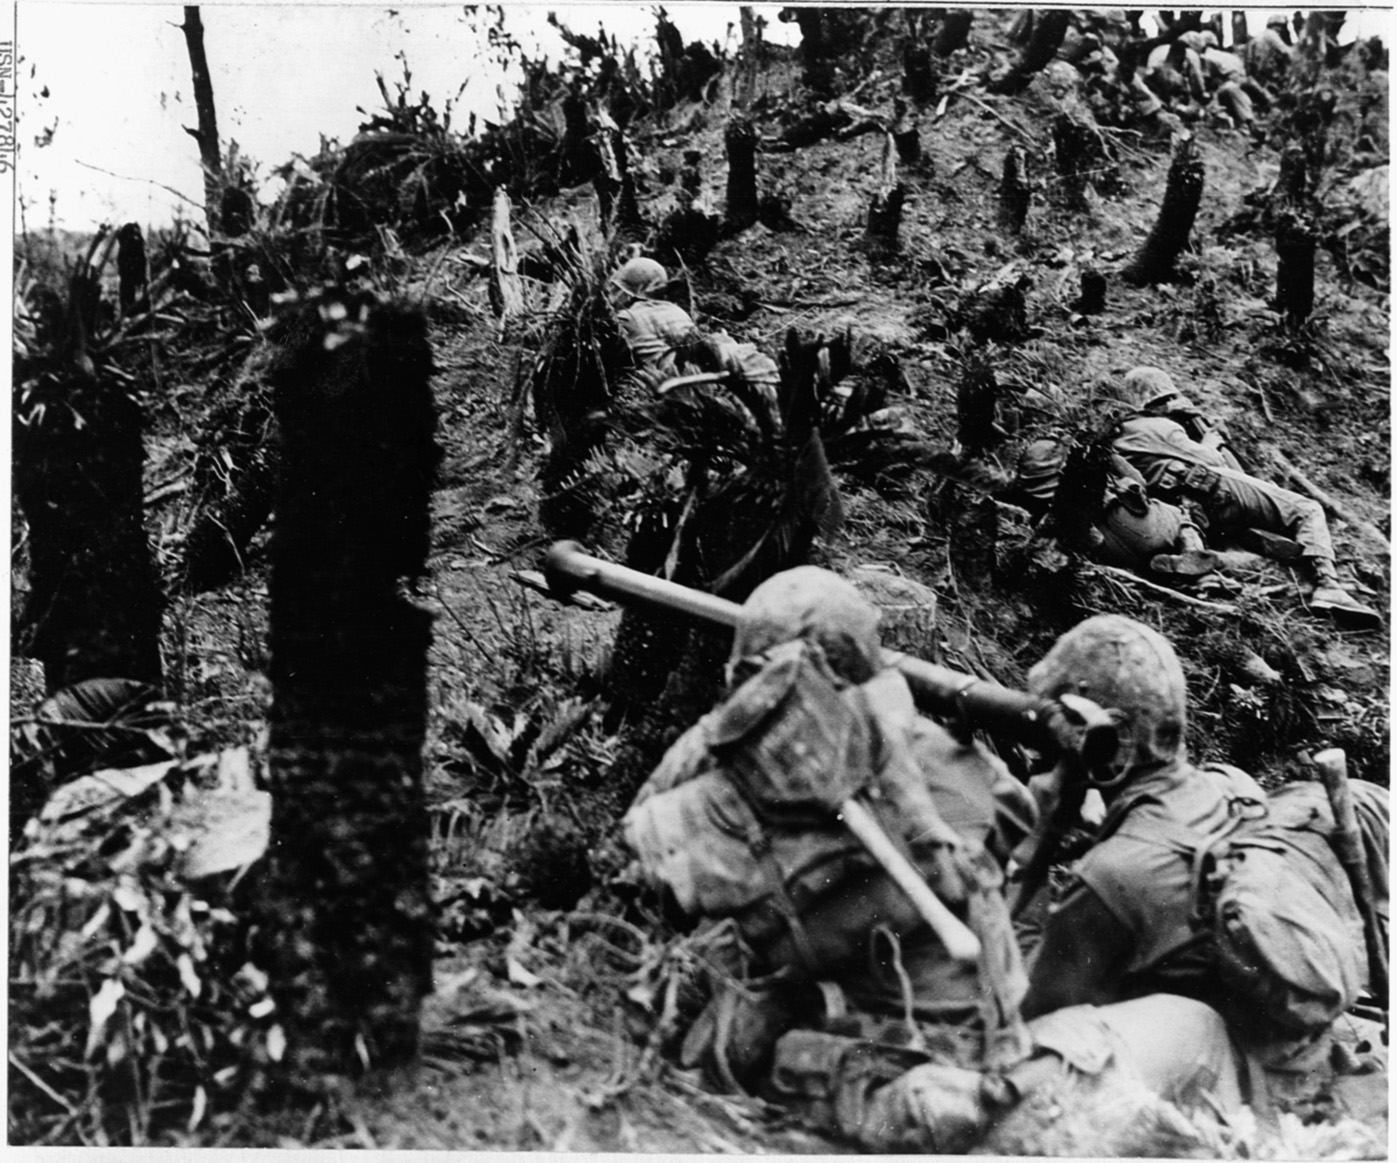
left=259, top=292, right=438, bottom=1080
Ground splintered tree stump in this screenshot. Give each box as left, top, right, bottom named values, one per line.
left=1008, top=9, right=1036, bottom=45
left=559, top=89, right=597, bottom=188
left=612, top=125, right=644, bottom=230
left=1121, top=134, right=1204, bottom=286
left=999, top=146, right=1031, bottom=233
left=956, top=268, right=1032, bottom=344
left=1277, top=143, right=1309, bottom=208
left=956, top=347, right=1001, bottom=456
left=489, top=187, right=526, bottom=326
left=1275, top=209, right=1317, bottom=328
left=1075, top=268, right=1108, bottom=315
left=116, top=223, right=148, bottom=317
left=891, top=97, right=923, bottom=165
left=262, top=290, right=437, bottom=1082
left=902, top=42, right=937, bottom=103
left=933, top=9, right=973, bottom=56
left=1053, top=111, right=1104, bottom=209
left=14, top=368, right=164, bottom=693
left=724, top=115, right=760, bottom=233
left=1230, top=11, right=1249, bottom=48
left=680, top=148, right=704, bottom=209
left=865, top=133, right=906, bottom=257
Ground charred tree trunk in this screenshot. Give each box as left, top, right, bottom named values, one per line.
left=489, top=187, right=526, bottom=326
left=1277, top=143, right=1309, bottom=207
left=891, top=97, right=923, bottom=166
left=14, top=376, right=164, bottom=693
left=998, top=146, right=1031, bottom=233
left=261, top=290, right=437, bottom=1083
left=865, top=133, right=906, bottom=258
left=180, top=6, right=223, bottom=236
left=1052, top=111, right=1105, bottom=210
left=1008, top=9, right=1036, bottom=45
left=13, top=253, right=163, bottom=694
left=956, top=347, right=1001, bottom=456
left=1230, top=11, right=1250, bottom=49
left=116, top=223, right=148, bottom=318
left=902, top=42, right=937, bottom=103
left=1275, top=209, right=1317, bottom=328
left=724, top=116, right=760, bottom=233
left=933, top=9, right=973, bottom=57
left=1074, top=268, right=1108, bottom=315
left=1121, top=134, right=1204, bottom=286
left=559, top=89, right=597, bottom=188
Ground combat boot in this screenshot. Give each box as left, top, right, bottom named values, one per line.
left=1307, top=559, right=1382, bottom=630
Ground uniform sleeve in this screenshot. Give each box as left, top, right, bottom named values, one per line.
left=1021, top=878, right=1136, bottom=1019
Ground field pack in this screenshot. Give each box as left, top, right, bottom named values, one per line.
left=1120, top=773, right=1387, bottom=1038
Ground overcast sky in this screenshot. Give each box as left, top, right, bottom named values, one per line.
left=12, top=4, right=1394, bottom=233
left=14, top=3, right=797, bottom=231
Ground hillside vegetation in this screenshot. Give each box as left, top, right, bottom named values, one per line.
left=10, top=7, right=1389, bottom=1151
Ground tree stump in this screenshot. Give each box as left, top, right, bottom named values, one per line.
left=489, top=187, right=526, bottom=327
left=1074, top=268, right=1108, bottom=315
left=956, top=347, right=1001, bottom=456
left=1121, top=134, right=1204, bottom=286
left=13, top=257, right=163, bottom=693
left=261, top=290, right=437, bottom=1082
left=1053, top=111, right=1106, bottom=210
left=1277, top=143, right=1309, bottom=208
left=902, top=42, right=937, bottom=103
left=998, top=146, right=1031, bottom=233
left=891, top=97, right=923, bottom=166
left=865, top=133, right=906, bottom=258
left=116, top=223, right=148, bottom=318
left=933, top=9, right=973, bottom=56
left=725, top=115, right=760, bottom=233
left=1275, top=208, right=1317, bottom=328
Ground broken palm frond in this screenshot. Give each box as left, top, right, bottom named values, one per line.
left=9, top=750, right=272, bottom=1146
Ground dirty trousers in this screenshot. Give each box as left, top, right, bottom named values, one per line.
left=1168, top=463, right=1335, bottom=564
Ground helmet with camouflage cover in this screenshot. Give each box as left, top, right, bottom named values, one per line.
left=1027, top=614, right=1188, bottom=778
left=611, top=256, right=669, bottom=299
left=730, top=566, right=882, bottom=684
left=1016, top=438, right=1068, bottom=506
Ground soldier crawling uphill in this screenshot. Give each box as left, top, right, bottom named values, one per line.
left=614, top=565, right=1378, bottom=1152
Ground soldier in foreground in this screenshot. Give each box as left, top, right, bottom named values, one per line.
left=621, top=568, right=1256, bottom=1152
left=1021, top=614, right=1387, bottom=1113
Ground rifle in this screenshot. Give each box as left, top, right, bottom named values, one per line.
left=1314, top=748, right=1389, bottom=1038
left=541, top=541, right=1121, bottom=944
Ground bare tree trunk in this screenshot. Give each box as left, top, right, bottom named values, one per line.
left=902, top=41, right=937, bottom=103
left=180, top=6, right=222, bottom=236
left=1275, top=209, right=1317, bottom=328
left=865, top=133, right=906, bottom=257
left=725, top=115, right=760, bottom=233
left=489, top=187, right=525, bottom=326
left=1121, top=134, right=1204, bottom=285
left=999, top=146, right=1031, bottom=233
left=1230, top=10, right=1250, bottom=49
left=116, top=223, right=148, bottom=318
left=891, top=97, right=922, bottom=166
left=261, top=291, right=437, bottom=1082
left=13, top=253, right=163, bottom=694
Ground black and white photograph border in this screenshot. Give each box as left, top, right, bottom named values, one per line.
left=7, top=2, right=1392, bottom=1155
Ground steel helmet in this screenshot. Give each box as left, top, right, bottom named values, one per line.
left=611, top=256, right=669, bottom=299
left=731, top=566, right=882, bottom=684
left=1017, top=438, right=1067, bottom=504
left=1266, top=14, right=1289, bottom=30
left=1198, top=29, right=1219, bottom=49
left=1028, top=614, right=1188, bottom=777
left=1179, top=30, right=1207, bottom=52
left=1121, top=365, right=1184, bottom=411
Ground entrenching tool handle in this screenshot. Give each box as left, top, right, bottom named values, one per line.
left=1314, top=748, right=1389, bottom=1020
left=839, top=797, right=982, bottom=963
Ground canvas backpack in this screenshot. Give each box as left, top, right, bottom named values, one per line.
left=1118, top=773, right=1375, bottom=1037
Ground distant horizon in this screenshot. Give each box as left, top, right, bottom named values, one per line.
left=15, top=5, right=1392, bottom=235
